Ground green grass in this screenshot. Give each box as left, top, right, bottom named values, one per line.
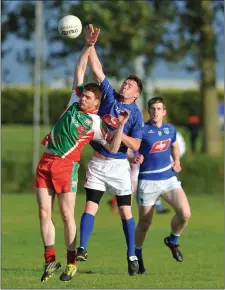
left=1, top=124, right=205, bottom=163
left=2, top=193, right=224, bottom=289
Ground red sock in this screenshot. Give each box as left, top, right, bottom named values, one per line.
left=44, top=247, right=56, bottom=263
left=67, top=250, right=76, bottom=265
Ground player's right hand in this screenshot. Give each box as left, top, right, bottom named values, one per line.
left=134, top=154, right=144, bottom=164
left=171, top=160, right=182, bottom=173
left=84, top=24, right=100, bottom=46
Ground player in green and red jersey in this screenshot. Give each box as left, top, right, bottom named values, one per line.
left=35, top=27, right=130, bottom=282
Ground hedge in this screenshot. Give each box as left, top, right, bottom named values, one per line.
left=2, top=149, right=224, bottom=195
left=2, top=87, right=224, bottom=125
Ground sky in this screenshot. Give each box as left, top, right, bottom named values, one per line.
left=2, top=1, right=224, bottom=86
left=2, top=36, right=224, bottom=85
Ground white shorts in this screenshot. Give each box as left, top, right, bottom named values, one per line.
left=84, top=157, right=132, bottom=196
left=136, top=176, right=182, bottom=206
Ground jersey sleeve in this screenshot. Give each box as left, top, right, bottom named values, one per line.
left=129, top=111, right=144, bottom=139
left=138, top=141, right=145, bottom=156
left=92, top=116, right=109, bottom=146
left=99, top=77, right=117, bottom=105
left=67, top=84, right=84, bottom=107
left=172, top=127, right=177, bottom=143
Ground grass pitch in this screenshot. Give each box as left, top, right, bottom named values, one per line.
left=1, top=193, right=224, bottom=289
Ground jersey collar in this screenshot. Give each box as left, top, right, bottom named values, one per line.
left=80, top=106, right=98, bottom=114
left=148, top=120, right=164, bottom=128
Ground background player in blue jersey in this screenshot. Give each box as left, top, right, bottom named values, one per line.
left=128, top=132, right=186, bottom=214
left=75, top=24, right=144, bottom=276
left=108, top=148, right=171, bottom=214
left=133, top=97, right=191, bottom=274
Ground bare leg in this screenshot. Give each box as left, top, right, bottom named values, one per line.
left=58, top=192, right=76, bottom=251
left=162, top=188, right=191, bottom=235
left=84, top=200, right=99, bottom=215
left=162, top=188, right=191, bottom=262
left=135, top=205, right=154, bottom=248
left=36, top=187, right=55, bottom=246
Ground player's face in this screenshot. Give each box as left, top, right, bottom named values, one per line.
left=119, top=80, right=140, bottom=101
left=149, top=102, right=166, bottom=123
left=79, top=89, right=99, bottom=111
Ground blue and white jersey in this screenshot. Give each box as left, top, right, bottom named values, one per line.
left=90, top=77, right=144, bottom=159
left=138, top=121, right=176, bottom=180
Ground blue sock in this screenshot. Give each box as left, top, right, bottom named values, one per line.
left=135, top=247, right=143, bottom=261
left=79, top=213, right=95, bottom=249
left=169, top=232, right=180, bottom=245
left=122, top=217, right=136, bottom=257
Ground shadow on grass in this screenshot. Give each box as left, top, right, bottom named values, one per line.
left=77, top=269, right=95, bottom=274
left=2, top=268, right=122, bottom=276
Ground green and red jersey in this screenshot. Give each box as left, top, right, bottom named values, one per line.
left=41, top=87, right=108, bottom=162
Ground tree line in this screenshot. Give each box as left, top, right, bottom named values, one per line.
left=2, top=0, right=224, bottom=155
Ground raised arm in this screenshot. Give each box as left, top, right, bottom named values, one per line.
left=89, top=46, right=105, bottom=82
left=73, top=25, right=100, bottom=89
left=73, top=45, right=91, bottom=89
left=85, top=24, right=105, bottom=82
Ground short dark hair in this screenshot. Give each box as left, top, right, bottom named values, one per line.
left=148, top=97, right=166, bottom=109
left=125, top=75, right=143, bottom=94
left=84, top=83, right=103, bottom=101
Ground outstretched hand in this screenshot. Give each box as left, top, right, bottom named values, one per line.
left=84, top=24, right=100, bottom=47
left=118, top=110, right=130, bottom=125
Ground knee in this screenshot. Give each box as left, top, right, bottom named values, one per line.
left=179, top=208, right=191, bottom=223
left=60, top=210, right=74, bottom=224
left=85, top=201, right=98, bottom=215
left=39, top=208, right=51, bottom=221
left=138, top=219, right=152, bottom=232
left=118, top=206, right=132, bottom=220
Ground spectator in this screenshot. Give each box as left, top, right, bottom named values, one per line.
left=187, top=112, right=200, bottom=152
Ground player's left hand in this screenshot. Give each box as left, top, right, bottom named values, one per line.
left=118, top=110, right=130, bottom=125
left=171, top=160, right=182, bottom=173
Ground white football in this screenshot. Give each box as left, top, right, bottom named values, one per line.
left=58, top=15, right=82, bottom=39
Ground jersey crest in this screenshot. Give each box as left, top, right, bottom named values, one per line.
left=77, top=125, right=86, bottom=134
left=102, top=114, right=119, bottom=128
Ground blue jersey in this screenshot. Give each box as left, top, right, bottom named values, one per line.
left=138, top=121, right=176, bottom=180
left=90, top=77, right=144, bottom=159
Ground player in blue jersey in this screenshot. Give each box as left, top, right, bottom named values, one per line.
left=75, top=24, right=144, bottom=276
left=108, top=148, right=171, bottom=214
left=133, top=97, right=191, bottom=274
